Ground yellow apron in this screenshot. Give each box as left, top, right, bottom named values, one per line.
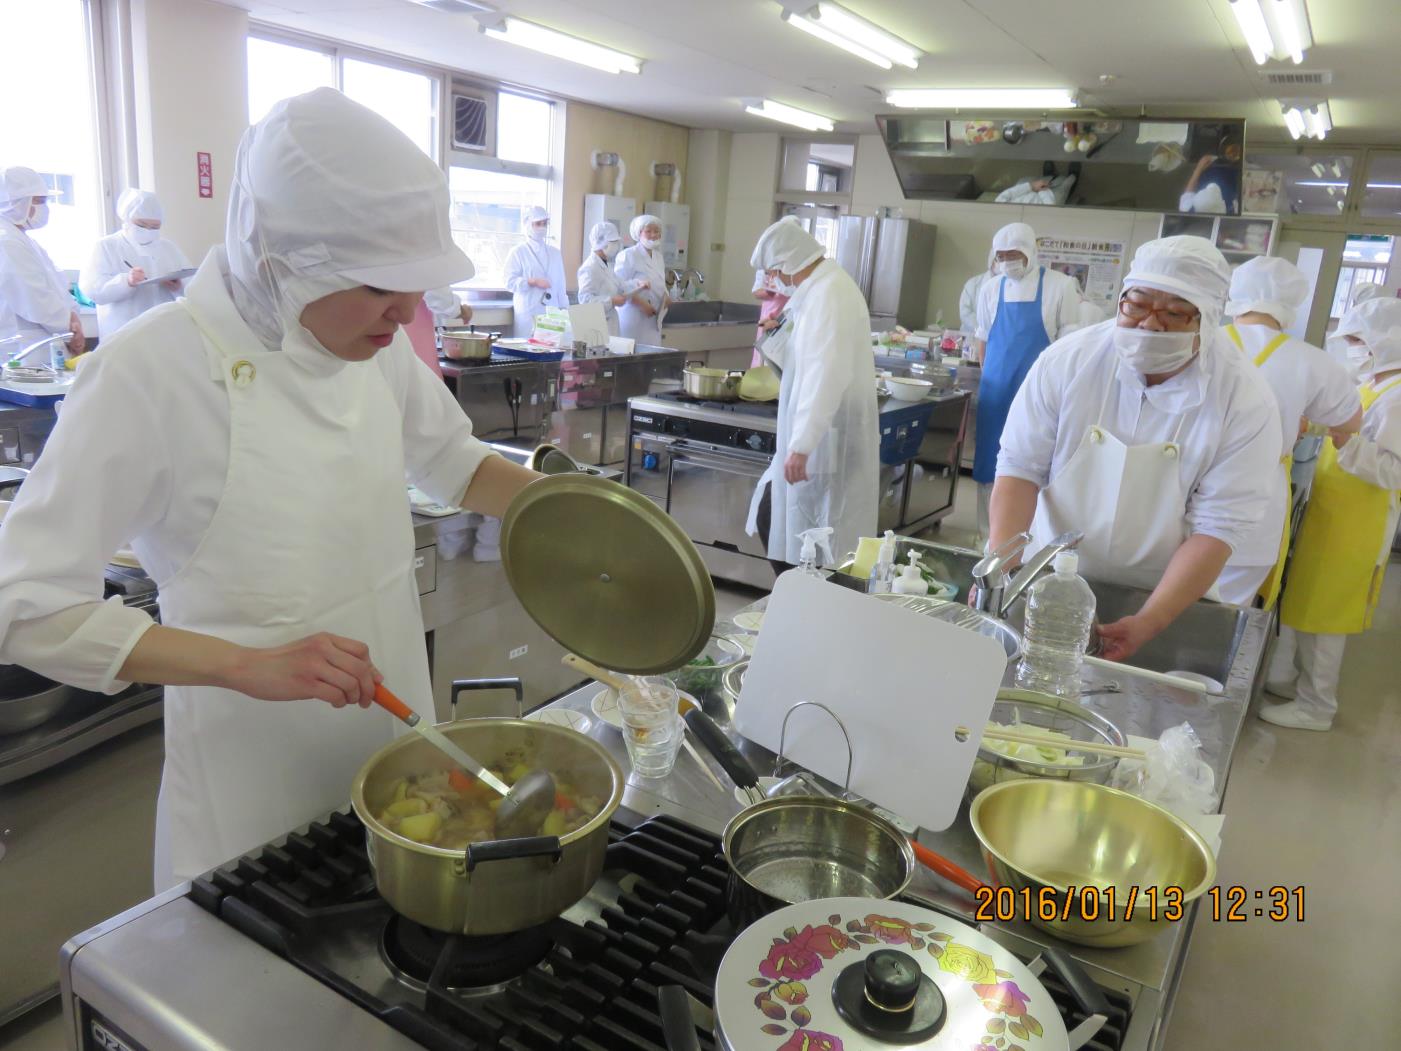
left=1226, top=325, right=1292, bottom=608
left=1280, top=375, right=1401, bottom=635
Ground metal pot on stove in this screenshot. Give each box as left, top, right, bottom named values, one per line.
left=662, top=895, right=1113, bottom=1051
left=351, top=717, right=624, bottom=935
left=683, top=361, right=746, bottom=402
left=439, top=326, right=498, bottom=361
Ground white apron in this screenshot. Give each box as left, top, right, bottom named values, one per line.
left=1031, top=379, right=1214, bottom=595
left=150, top=299, right=433, bottom=890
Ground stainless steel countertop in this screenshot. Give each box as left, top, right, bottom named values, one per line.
left=538, top=585, right=1270, bottom=1019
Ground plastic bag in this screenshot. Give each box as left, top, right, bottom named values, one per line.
left=1111, top=722, right=1216, bottom=816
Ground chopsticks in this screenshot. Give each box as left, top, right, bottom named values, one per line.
left=960, top=725, right=1147, bottom=760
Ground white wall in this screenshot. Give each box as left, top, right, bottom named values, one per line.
left=129, top=0, right=249, bottom=263
left=714, top=130, right=1167, bottom=326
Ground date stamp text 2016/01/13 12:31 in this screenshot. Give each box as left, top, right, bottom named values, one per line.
left=974, top=885, right=1306, bottom=924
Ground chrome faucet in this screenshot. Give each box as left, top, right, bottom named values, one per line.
left=680, top=268, right=705, bottom=298
left=970, top=530, right=1084, bottom=619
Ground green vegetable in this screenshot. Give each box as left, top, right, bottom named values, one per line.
left=675, top=655, right=721, bottom=693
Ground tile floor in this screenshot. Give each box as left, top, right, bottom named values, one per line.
left=4, top=476, right=1398, bottom=1050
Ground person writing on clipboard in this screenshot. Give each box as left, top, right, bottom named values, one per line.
left=0, top=89, right=542, bottom=890
left=80, top=189, right=193, bottom=340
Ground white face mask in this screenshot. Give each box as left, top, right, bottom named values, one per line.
left=126, top=223, right=160, bottom=246
left=640, top=236, right=661, bottom=250
left=26, top=201, right=50, bottom=230
left=999, top=258, right=1029, bottom=280
left=602, top=242, right=620, bottom=261
left=1112, top=327, right=1198, bottom=375
left=528, top=224, right=548, bottom=243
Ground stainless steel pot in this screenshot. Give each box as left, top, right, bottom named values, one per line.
left=721, top=796, right=915, bottom=928
left=440, top=327, right=497, bottom=360
left=351, top=717, right=624, bottom=934
left=682, top=362, right=744, bottom=402
left=0, top=666, right=74, bottom=735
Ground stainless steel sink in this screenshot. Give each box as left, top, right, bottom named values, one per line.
left=663, top=301, right=760, bottom=327
left=888, top=540, right=1250, bottom=685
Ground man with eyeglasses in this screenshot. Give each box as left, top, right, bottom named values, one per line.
left=989, top=236, right=1281, bottom=661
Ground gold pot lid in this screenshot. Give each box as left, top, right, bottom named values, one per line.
left=502, top=474, right=715, bottom=674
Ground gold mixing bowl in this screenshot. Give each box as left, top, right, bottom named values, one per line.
left=969, top=779, right=1216, bottom=948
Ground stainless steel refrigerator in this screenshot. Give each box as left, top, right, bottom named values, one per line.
left=834, top=215, right=937, bottom=330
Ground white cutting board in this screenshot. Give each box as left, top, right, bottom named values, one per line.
left=733, top=571, right=1006, bottom=830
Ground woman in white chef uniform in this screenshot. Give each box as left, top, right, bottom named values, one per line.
left=990, top=236, right=1280, bottom=660
left=577, top=220, right=646, bottom=338
left=0, top=167, right=83, bottom=352
left=0, top=89, right=539, bottom=890
left=745, top=219, right=877, bottom=563
left=503, top=205, right=567, bottom=338
left=1216, top=257, right=1362, bottom=607
left=79, top=189, right=193, bottom=339
left=614, top=214, right=669, bottom=345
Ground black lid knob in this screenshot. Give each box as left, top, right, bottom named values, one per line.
left=864, top=950, right=921, bottom=1012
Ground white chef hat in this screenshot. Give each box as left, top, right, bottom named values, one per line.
left=588, top=221, right=620, bottom=252
left=1225, top=256, right=1309, bottom=330
left=750, top=216, right=823, bottom=275
left=224, top=87, right=472, bottom=350
left=522, top=205, right=550, bottom=232
left=0, top=167, right=59, bottom=224
left=1122, top=235, right=1232, bottom=332
left=1352, top=282, right=1388, bottom=305
left=1335, top=298, right=1401, bottom=373
left=630, top=213, right=661, bottom=243
left=992, top=222, right=1038, bottom=269
left=117, top=189, right=163, bottom=224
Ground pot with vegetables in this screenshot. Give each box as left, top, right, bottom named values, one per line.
left=965, top=690, right=1126, bottom=800
left=352, top=718, right=624, bottom=935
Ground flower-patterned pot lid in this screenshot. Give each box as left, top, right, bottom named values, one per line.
left=714, top=897, right=1069, bottom=1051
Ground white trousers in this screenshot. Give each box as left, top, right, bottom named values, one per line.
left=1267, top=625, right=1347, bottom=719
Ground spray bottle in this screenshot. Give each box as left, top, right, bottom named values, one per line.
left=866, top=529, right=898, bottom=594
left=796, top=527, right=835, bottom=577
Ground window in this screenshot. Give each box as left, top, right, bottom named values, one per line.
left=496, top=92, right=552, bottom=166
left=342, top=58, right=437, bottom=160
left=1360, top=153, right=1401, bottom=220
left=1330, top=235, right=1394, bottom=318
left=246, top=37, right=334, bottom=125
left=2, top=0, right=104, bottom=272
left=448, top=168, right=549, bottom=289
left=1243, top=151, right=1355, bottom=217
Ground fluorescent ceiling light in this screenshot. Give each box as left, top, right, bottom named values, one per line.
left=791, top=3, right=921, bottom=70
left=1229, top=0, right=1272, bottom=63
left=743, top=98, right=835, bottom=132
left=1229, top=0, right=1313, bottom=65
left=885, top=88, right=1076, bottom=109
left=1280, top=103, right=1307, bottom=139
left=782, top=10, right=892, bottom=69
left=477, top=15, right=642, bottom=74
left=1302, top=102, right=1331, bottom=139
left=1295, top=180, right=1348, bottom=188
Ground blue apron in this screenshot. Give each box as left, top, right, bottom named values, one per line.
left=973, top=268, right=1052, bottom=483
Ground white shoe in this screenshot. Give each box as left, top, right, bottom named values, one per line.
left=472, top=545, right=501, bottom=563
left=1258, top=700, right=1332, bottom=731
left=1264, top=679, right=1297, bottom=700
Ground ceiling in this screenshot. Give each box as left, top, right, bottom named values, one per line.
left=221, top=0, right=1401, bottom=145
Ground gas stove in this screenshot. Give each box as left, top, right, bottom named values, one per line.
left=646, top=390, right=780, bottom=420
left=60, top=810, right=1132, bottom=1051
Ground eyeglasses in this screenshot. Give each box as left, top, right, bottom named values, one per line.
left=1118, top=295, right=1199, bottom=328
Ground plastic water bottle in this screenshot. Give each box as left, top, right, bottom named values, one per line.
left=1015, top=551, right=1096, bottom=698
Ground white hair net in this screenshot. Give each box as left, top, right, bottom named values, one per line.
left=225, top=87, right=472, bottom=351
left=1225, top=256, right=1309, bottom=330
left=630, top=214, right=662, bottom=243
left=1352, top=282, right=1388, bottom=306
left=1122, top=235, right=1232, bottom=333
left=522, top=205, right=550, bottom=233
left=1336, top=298, right=1401, bottom=374
left=588, top=220, right=620, bottom=252
left=117, top=188, right=163, bottom=224
left=0, top=167, right=55, bottom=224
left=749, top=217, right=823, bottom=275
left=992, top=222, right=1038, bottom=269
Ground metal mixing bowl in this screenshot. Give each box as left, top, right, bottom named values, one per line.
left=969, top=779, right=1216, bottom=948
left=966, top=689, right=1127, bottom=800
